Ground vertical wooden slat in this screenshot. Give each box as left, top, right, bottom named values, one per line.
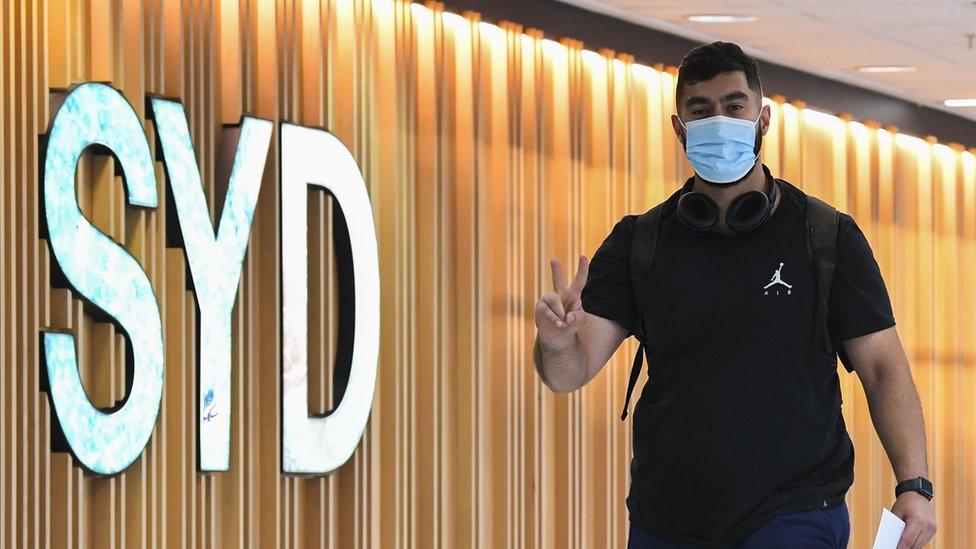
left=12, top=2, right=24, bottom=547
left=253, top=0, right=280, bottom=547
left=411, top=4, right=438, bottom=547
left=521, top=29, right=544, bottom=549
left=0, top=5, right=5, bottom=545
left=218, top=0, right=241, bottom=124
left=4, top=3, right=13, bottom=546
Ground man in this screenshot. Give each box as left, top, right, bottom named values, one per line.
left=532, top=42, right=936, bottom=548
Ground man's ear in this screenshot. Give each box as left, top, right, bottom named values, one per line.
left=759, top=104, right=771, bottom=137
left=671, top=113, right=686, bottom=147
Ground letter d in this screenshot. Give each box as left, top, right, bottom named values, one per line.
left=280, top=124, right=380, bottom=474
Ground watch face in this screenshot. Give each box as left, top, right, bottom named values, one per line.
left=897, top=477, right=934, bottom=500
left=899, top=477, right=934, bottom=499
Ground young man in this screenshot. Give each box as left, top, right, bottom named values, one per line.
left=533, top=42, right=937, bottom=548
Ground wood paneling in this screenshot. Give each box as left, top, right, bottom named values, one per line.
left=0, top=1, right=973, bottom=547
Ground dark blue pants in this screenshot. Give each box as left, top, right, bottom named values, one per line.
left=627, top=501, right=850, bottom=548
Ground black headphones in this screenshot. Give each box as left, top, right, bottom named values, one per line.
left=675, top=164, right=779, bottom=235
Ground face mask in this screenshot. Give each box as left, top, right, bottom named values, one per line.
left=678, top=112, right=762, bottom=184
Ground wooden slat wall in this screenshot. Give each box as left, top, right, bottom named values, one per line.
left=0, top=0, right=974, bottom=547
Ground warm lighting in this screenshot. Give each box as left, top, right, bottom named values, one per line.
left=684, top=14, right=757, bottom=23
left=660, top=70, right=676, bottom=101
left=632, top=63, right=659, bottom=86
left=875, top=127, right=893, bottom=150
left=803, top=107, right=844, bottom=130
left=541, top=38, right=563, bottom=56
left=632, top=63, right=654, bottom=76
left=944, top=98, right=976, bottom=107
left=581, top=49, right=606, bottom=66
left=441, top=11, right=467, bottom=27
left=478, top=20, right=504, bottom=39
left=856, top=65, right=916, bottom=73
left=934, top=143, right=955, bottom=161
left=895, top=132, right=928, bottom=151
left=849, top=120, right=870, bottom=140
left=962, top=151, right=975, bottom=176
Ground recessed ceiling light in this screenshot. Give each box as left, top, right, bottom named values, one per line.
left=856, top=65, right=917, bottom=73
left=944, top=99, right=976, bottom=107
left=684, top=14, right=758, bottom=23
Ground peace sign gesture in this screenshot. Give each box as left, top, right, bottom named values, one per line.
left=535, top=255, right=590, bottom=349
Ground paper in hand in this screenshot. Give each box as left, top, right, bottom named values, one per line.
left=872, top=507, right=906, bottom=549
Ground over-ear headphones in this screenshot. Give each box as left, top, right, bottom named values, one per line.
left=675, top=164, right=779, bottom=235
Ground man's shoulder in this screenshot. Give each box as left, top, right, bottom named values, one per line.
left=803, top=195, right=860, bottom=248
left=611, top=212, right=641, bottom=237
left=836, top=210, right=855, bottom=229
left=613, top=208, right=663, bottom=244
left=781, top=181, right=856, bottom=232
left=597, top=209, right=666, bottom=257
left=802, top=191, right=855, bottom=234
left=621, top=197, right=673, bottom=230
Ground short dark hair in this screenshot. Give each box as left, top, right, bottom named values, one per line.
left=676, top=41, right=763, bottom=107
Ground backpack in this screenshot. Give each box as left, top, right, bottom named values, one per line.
left=619, top=178, right=839, bottom=420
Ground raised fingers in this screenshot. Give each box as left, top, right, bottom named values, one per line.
left=550, top=257, right=567, bottom=293
left=569, top=254, right=589, bottom=292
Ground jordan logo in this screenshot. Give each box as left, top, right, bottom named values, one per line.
left=763, top=262, right=792, bottom=296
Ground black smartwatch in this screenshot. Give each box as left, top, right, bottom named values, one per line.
left=895, top=476, right=933, bottom=501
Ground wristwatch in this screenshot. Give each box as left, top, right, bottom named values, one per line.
left=895, top=476, right=934, bottom=501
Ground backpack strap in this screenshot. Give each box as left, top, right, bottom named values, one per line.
left=803, top=189, right=839, bottom=363
left=621, top=203, right=664, bottom=420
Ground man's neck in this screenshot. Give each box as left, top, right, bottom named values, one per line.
left=692, top=162, right=778, bottom=236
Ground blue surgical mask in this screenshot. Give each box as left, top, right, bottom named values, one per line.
left=678, top=112, right=762, bottom=184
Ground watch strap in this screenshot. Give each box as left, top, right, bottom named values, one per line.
left=895, top=476, right=933, bottom=500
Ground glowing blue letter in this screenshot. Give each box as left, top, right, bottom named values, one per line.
left=280, top=124, right=380, bottom=474
left=149, top=99, right=272, bottom=471
left=41, top=82, right=163, bottom=475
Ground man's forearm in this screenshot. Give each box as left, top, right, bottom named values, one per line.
left=533, top=334, right=588, bottom=393
left=863, top=366, right=929, bottom=482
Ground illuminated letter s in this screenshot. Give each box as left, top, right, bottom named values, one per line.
left=41, top=83, right=164, bottom=475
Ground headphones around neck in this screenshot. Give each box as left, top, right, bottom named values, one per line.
left=675, top=164, right=779, bottom=235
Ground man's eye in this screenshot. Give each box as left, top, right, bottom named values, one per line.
left=729, top=104, right=743, bottom=111
left=692, top=110, right=706, bottom=116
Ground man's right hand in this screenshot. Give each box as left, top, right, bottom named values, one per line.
left=533, top=253, right=629, bottom=393
left=535, top=255, right=590, bottom=350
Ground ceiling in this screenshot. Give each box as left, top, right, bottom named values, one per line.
left=555, top=0, right=976, bottom=122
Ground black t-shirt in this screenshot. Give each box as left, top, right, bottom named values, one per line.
left=581, top=177, right=896, bottom=546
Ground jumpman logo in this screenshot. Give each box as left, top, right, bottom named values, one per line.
left=763, top=262, right=792, bottom=295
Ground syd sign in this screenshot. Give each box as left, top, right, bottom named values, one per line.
left=39, top=82, right=380, bottom=476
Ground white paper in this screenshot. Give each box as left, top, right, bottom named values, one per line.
left=872, top=507, right=907, bottom=549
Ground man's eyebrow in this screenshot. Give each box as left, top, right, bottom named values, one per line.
left=684, top=91, right=751, bottom=108
left=720, top=91, right=750, bottom=103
